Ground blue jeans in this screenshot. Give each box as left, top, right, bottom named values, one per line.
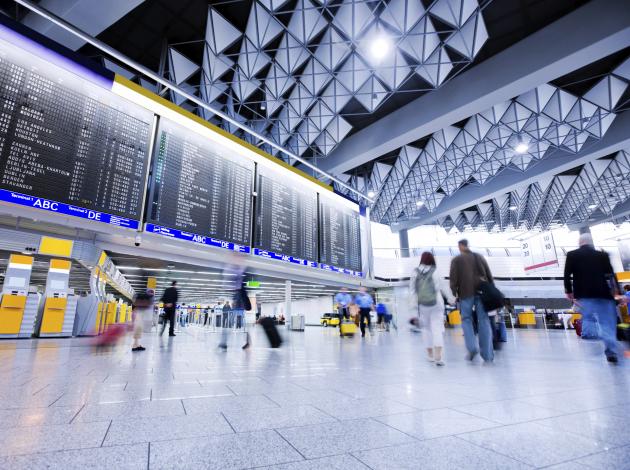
left=460, top=296, right=494, bottom=362
left=578, top=298, right=618, bottom=357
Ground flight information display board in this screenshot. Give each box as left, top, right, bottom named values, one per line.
left=253, top=164, right=318, bottom=266
left=0, top=27, right=153, bottom=228
left=319, top=194, right=362, bottom=275
left=146, top=118, right=254, bottom=250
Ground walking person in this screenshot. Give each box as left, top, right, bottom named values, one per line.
left=131, top=289, right=154, bottom=352
left=450, top=239, right=495, bottom=362
left=354, top=286, right=374, bottom=338
left=334, top=287, right=352, bottom=337
left=160, top=280, right=179, bottom=337
left=411, top=252, right=456, bottom=366
left=564, top=233, right=620, bottom=363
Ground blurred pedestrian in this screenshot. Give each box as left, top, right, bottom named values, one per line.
left=160, top=281, right=178, bottom=337
left=411, top=252, right=455, bottom=366
left=334, top=287, right=352, bottom=336
left=354, top=286, right=374, bottom=338
left=132, top=289, right=154, bottom=352
left=450, top=239, right=495, bottom=362
left=564, top=233, right=620, bottom=363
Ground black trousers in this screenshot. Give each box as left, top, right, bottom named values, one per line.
left=359, top=308, right=371, bottom=337
left=161, top=307, right=175, bottom=335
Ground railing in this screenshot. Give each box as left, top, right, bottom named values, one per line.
left=373, top=245, right=617, bottom=259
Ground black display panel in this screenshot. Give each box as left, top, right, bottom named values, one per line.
left=320, top=196, right=362, bottom=273
left=147, top=118, right=254, bottom=246
left=254, top=164, right=318, bottom=264
left=0, top=37, right=152, bottom=221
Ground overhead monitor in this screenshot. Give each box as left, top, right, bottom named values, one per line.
left=253, top=163, right=318, bottom=267
left=0, top=23, right=153, bottom=229
left=319, top=192, right=363, bottom=276
left=145, top=117, right=253, bottom=252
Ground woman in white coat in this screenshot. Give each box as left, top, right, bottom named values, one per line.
left=410, top=252, right=456, bottom=366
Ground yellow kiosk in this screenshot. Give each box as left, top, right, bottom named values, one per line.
left=0, top=254, right=40, bottom=338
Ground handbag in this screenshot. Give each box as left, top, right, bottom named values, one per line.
left=473, top=253, right=505, bottom=312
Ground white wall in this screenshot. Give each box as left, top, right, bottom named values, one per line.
left=260, top=296, right=334, bottom=325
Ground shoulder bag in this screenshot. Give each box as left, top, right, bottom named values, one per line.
left=473, top=253, right=505, bottom=312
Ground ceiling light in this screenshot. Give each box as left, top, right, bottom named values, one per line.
left=588, top=203, right=598, bottom=209
left=508, top=205, right=518, bottom=211
left=367, top=191, right=375, bottom=198
left=416, top=200, right=424, bottom=207
left=260, top=103, right=266, bottom=111
left=369, top=35, right=392, bottom=61
left=514, top=143, right=529, bottom=154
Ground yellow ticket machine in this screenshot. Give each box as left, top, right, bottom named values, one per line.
left=0, top=254, right=40, bottom=339
left=36, top=259, right=78, bottom=337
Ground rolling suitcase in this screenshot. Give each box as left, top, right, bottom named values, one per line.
left=574, top=318, right=582, bottom=337
left=259, top=317, right=282, bottom=348
left=617, top=323, right=630, bottom=342
left=340, top=320, right=357, bottom=337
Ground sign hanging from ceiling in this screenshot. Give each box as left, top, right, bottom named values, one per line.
left=521, top=231, right=559, bottom=272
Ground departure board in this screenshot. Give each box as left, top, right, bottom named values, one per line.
left=0, top=30, right=153, bottom=227
left=320, top=195, right=362, bottom=274
left=254, top=164, right=318, bottom=266
left=147, top=118, right=254, bottom=248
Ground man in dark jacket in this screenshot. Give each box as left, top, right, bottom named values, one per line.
left=450, top=239, right=495, bottom=362
left=160, top=281, right=179, bottom=337
left=564, top=233, right=619, bottom=363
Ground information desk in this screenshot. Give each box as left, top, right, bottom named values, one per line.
left=0, top=23, right=153, bottom=229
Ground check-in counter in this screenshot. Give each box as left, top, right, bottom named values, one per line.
left=0, top=254, right=38, bottom=339
left=37, top=259, right=78, bottom=337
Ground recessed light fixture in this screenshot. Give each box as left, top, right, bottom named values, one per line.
left=367, top=191, right=375, bottom=198
left=260, top=103, right=266, bottom=111
left=508, top=205, right=518, bottom=211
left=514, top=143, right=529, bottom=154
left=588, top=203, right=598, bottom=209
left=416, top=200, right=424, bottom=207
left=369, top=35, right=392, bottom=61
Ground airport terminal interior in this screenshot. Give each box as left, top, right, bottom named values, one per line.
left=0, top=0, right=628, bottom=468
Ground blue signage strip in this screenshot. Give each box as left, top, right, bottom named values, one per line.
left=0, top=189, right=139, bottom=229
left=145, top=224, right=250, bottom=253
left=253, top=248, right=318, bottom=268
left=320, top=263, right=364, bottom=278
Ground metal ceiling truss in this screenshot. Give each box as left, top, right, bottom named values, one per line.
left=439, top=149, right=630, bottom=232
left=335, top=56, right=630, bottom=230
left=160, top=0, right=489, bottom=162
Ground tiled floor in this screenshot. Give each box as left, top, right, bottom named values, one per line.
left=0, top=324, right=628, bottom=469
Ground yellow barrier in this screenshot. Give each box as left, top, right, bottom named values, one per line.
left=448, top=310, right=461, bottom=325
left=518, top=312, right=536, bottom=326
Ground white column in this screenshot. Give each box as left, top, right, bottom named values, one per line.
left=285, top=280, right=292, bottom=318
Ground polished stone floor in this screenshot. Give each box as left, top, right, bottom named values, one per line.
left=0, top=323, right=628, bottom=469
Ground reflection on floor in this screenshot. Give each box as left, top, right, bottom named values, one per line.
left=0, top=324, right=628, bottom=469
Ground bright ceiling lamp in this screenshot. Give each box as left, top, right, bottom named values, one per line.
left=508, top=205, right=518, bottom=211
left=368, top=34, right=392, bottom=62
left=588, top=203, right=598, bottom=209
left=367, top=191, right=376, bottom=198
left=514, top=142, right=529, bottom=154
left=416, top=200, right=424, bottom=207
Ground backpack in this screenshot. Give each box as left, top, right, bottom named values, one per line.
left=415, top=267, right=437, bottom=306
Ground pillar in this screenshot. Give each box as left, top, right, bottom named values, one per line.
left=399, top=229, right=410, bottom=258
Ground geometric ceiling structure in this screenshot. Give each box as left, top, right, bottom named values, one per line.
left=336, top=57, right=630, bottom=231
left=438, top=149, right=630, bottom=232
left=167, top=0, right=489, bottom=162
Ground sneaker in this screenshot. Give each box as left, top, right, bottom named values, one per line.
left=169, top=334, right=176, bottom=337
left=435, top=360, right=445, bottom=366
left=137, top=346, right=146, bottom=351
left=131, top=347, right=143, bottom=352
left=606, top=354, right=618, bottom=364
left=242, top=343, right=250, bottom=350
left=466, top=351, right=478, bottom=361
